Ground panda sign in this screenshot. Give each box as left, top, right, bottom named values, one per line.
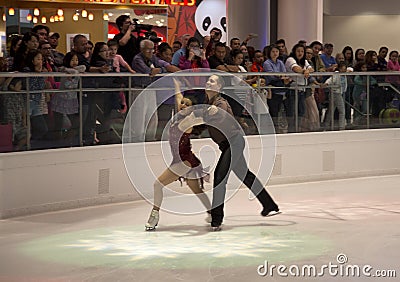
left=195, top=0, right=227, bottom=43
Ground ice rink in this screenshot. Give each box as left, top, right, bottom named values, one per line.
left=0, top=175, right=399, bottom=281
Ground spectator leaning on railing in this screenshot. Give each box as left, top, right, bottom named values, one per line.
left=131, top=39, right=179, bottom=142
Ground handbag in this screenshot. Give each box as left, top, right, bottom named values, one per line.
left=314, top=87, right=326, bottom=104
left=0, top=123, right=13, bottom=152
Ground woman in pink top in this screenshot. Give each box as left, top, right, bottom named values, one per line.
left=386, top=50, right=400, bottom=87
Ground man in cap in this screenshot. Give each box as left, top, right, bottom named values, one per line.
left=48, top=32, right=64, bottom=67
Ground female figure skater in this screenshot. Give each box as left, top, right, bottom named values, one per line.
left=145, top=79, right=214, bottom=231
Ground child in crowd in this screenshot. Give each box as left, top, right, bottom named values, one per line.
left=352, top=61, right=377, bottom=123
left=1, top=57, right=27, bottom=151
left=107, top=40, right=136, bottom=74
left=23, top=49, right=51, bottom=144
left=51, top=52, right=85, bottom=142
left=323, top=62, right=347, bottom=130
left=107, top=40, right=134, bottom=115
left=386, top=50, right=400, bottom=88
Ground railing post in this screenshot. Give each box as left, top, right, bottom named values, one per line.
left=366, top=74, right=370, bottom=129
left=330, top=86, right=334, bottom=131
left=79, top=75, right=83, bottom=146
left=128, top=74, right=133, bottom=142
left=26, top=76, right=31, bottom=150
left=295, top=83, right=299, bottom=132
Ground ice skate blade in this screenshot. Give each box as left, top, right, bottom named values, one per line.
left=145, top=224, right=157, bottom=231
left=263, top=211, right=282, bottom=217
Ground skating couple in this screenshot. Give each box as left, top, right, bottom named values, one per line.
left=145, top=75, right=280, bottom=231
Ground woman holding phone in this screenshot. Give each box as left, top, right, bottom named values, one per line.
left=178, top=37, right=210, bottom=104
left=178, top=37, right=209, bottom=70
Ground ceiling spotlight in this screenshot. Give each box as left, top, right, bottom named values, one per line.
left=34, top=8, right=40, bottom=16
left=2, top=14, right=5, bottom=22
left=8, top=8, right=15, bottom=16
left=59, top=15, right=64, bottom=21
left=55, top=15, right=59, bottom=22
left=81, top=9, right=87, bottom=18
left=73, top=14, right=79, bottom=21
left=41, top=16, right=47, bottom=24
left=57, top=9, right=64, bottom=17
left=50, top=16, right=55, bottom=23
left=27, top=13, right=33, bottom=21
left=103, top=13, right=109, bottom=21
left=33, top=17, right=38, bottom=24
left=88, top=13, right=94, bottom=21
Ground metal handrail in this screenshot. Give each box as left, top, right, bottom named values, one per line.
left=1, top=70, right=399, bottom=152
left=1, top=70, right=400, bottom=78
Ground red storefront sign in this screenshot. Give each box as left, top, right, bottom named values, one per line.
left=83, top=0, right=196, bottom=6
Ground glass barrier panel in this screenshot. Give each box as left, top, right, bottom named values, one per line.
left=1, top=71, right=399, bottom=153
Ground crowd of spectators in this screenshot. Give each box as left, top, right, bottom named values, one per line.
left=1, top=17, right=400, bottom=151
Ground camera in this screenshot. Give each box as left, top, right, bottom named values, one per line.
left=131, top=18, right=162, bottom=44
left=192, top=47, right=201, bottom=57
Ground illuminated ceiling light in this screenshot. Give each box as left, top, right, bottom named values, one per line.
left=160, top=19, right=165, bottom=22
left=2, top=14, right=5, bottom=22
left=33, top=17, right=38, bottom=24
left=54, top=15, right=59, bottom=22
left=158, top=23, right=163, bottom=27
left=8, top=8, right=15, bottom=16
left=27, top=13, right=33, bottom=21
left=88, top=13, right=94, bottom=21
left=139, top=19, right=144, bottom=23
left=103, top=13, right=109, bottom=21
left=148, top=15, right=153, bottom=19
left=41, top=16, right=46, bottom=24
left=59, top=15, right=64, bottom=21
left=73, top=14, right=79, bottom=21
left=81, top=9, right=87, bottom=18
left=50, top=16, right=55, bottom=23
left=124, top=13, right=130, bottom=16
left=108, top=12, right=113, bottom=17
left=34, top=8, right=40, bottom=16
left=57, top=9, right=63, bottom=17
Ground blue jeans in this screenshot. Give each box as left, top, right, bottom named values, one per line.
left=285, top=90, right=305, bottom=132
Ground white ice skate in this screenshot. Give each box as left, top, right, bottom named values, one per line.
left=205, top=212, right=212, bottom=223
left=145, top=209, right=159, bottom=231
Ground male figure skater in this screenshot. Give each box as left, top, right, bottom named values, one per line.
left=204, top=74, right=280, bottom=231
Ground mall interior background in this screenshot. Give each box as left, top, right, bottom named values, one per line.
left=1, top=0, right=400, bottom=57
